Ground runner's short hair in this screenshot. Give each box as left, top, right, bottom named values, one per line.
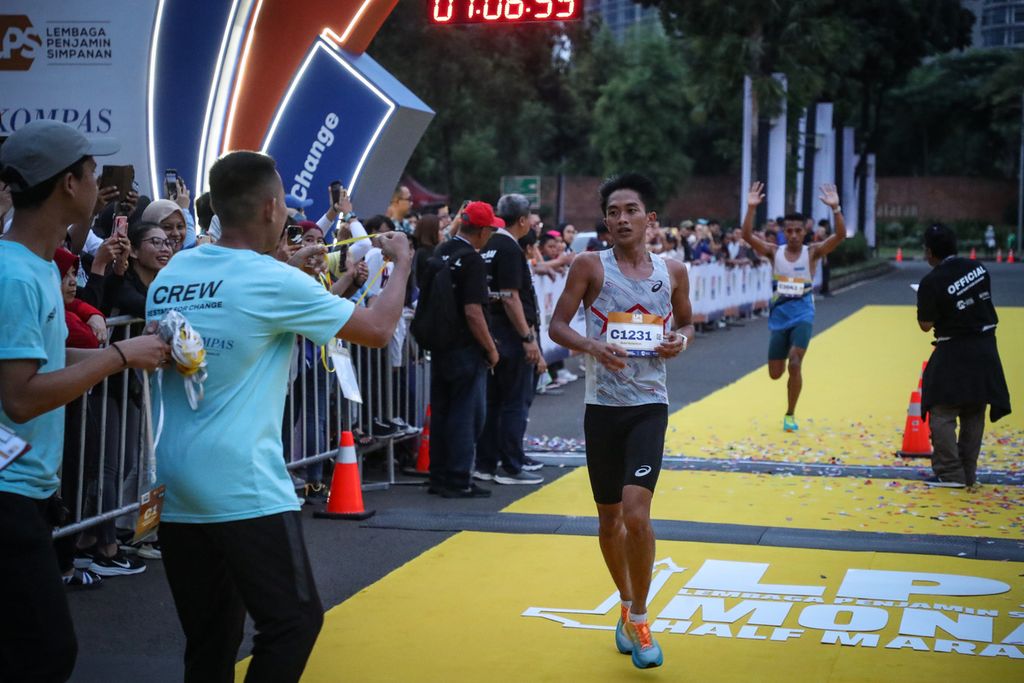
left=783, top=212, right=805, bottom=225
left=599, top=173, right=657, bottom=215
left=924, top=223, right=957, bottom=259
left=208, top=151, right=279, bottom=228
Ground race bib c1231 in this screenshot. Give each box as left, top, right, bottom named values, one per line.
left=606, top=311, right=664, bottom=357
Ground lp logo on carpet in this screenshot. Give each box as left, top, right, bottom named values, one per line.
left=522, top=558, right=1024, bottom=659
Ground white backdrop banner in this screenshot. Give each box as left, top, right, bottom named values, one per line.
left=0, top=1, right=158, bottom=190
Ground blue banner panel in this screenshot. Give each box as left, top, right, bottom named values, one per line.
left=262, top=38, right=398, bottom=215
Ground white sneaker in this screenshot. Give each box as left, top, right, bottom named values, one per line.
left=556, top=369, right=579, bottom=383
left=472, top=470, right=495, bottom=481
left=494, top=471, right=544, bottom=485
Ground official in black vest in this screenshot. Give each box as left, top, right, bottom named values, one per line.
left=916, top=223, right=1011, bottom=488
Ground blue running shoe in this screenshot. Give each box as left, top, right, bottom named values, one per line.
left=783, top=414, right=799, bottom=432
left=627, top=620, right=664, bottom=669
left=615, top=612, right=632, bottom=654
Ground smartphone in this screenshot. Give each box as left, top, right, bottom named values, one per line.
left=287, top=224, right=303, bottom=244
left=113, top=214, right=128, bottom=239
left=164, top=169, right=179, bottom=200
left=329, top=180, right=343, bottom=206
left=99, top=165, right=134, bottom=203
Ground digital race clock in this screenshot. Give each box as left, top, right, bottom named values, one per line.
left=428, top=0, right=583, bottom=25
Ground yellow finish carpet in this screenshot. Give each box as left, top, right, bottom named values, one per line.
left=503, top=468, right=1024, bottom=538
left=666, top=306, right=1023, bottom=472
left=258, top=533, right=1024, bottom=682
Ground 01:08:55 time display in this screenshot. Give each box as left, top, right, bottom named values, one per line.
left=429, top=0, right=581, bottom=24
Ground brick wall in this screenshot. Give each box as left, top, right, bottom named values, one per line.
left=539, top=175, right=1017, bottom=229
left=875, top=177, right=1017, bottom=225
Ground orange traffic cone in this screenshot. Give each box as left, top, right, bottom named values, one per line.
left=402, top=405, right=431, bottom=476
left=969, top=247, right=976, bottom=260
left=897, top=391, right=933, bottom=457
left=313, top=431, right=375, bottom=520
left=895, top=247, right=903, bottom=263
left=917, top=360, right=927, bottom=390
left=996, top=248, right=1003, bottom=263
left=1009, top=249, right=1016, bottom=264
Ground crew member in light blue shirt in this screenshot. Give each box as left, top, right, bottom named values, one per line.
left=0, top=120, right=169, bottom=683
left=147, top=150, right=411, bottom=683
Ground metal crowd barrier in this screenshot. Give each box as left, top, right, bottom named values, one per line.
left=53, top=311, right=431, bottom=539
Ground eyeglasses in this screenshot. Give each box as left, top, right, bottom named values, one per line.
left=142, top=237, right=177, bottom=250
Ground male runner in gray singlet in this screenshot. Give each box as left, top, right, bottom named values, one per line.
left=550, top=173, right=693, bottom=670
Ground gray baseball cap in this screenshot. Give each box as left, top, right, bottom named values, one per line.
left=1, top=119, right=119, bottom=191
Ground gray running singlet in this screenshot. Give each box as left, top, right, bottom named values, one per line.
left=584, top=249, right=673, bottom=407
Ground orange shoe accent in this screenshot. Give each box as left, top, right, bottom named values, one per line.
left=631, top=621, right=654, bottom=650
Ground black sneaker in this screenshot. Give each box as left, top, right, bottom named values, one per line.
left=372, top=419, right=399, bottom=437
left=390, top=417, right=420, bottom=435
left=522, top=457, right=544, bottom=472
left=441, top=483, right=492, bottom=498
left=90, top=550, right=146, bottom=576
left=923, top=476, right=966, bottom=488
left=304, top=482, right=329, bottom=504
left=73, top=547, right=97, bottom=570
left=63, top=568, right=104, bottom=590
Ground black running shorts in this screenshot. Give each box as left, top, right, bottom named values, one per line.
left=583, top=403, right=668, bottom=505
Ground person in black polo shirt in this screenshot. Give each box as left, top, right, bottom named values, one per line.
left=474, top=194, right=545, bottom=485
left=426, top=202, right=501, bottom=498
left=916, top=223, right=1011, bottom=488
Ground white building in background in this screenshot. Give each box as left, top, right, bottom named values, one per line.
left=964, top=0, right=1024, bottom=48
left=585, top=0, right=661, bottom=41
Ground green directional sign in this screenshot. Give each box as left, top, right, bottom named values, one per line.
left=500, top=175, right=540, bottom=208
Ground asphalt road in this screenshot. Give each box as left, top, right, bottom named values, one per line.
left=68, top=260, right=1023, bottom=682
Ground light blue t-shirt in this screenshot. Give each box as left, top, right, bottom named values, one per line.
left=0, top=241, right=68, bottom=499
left=146, top=245, right=355, bottom=523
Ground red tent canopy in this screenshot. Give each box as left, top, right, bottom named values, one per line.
left=401, top=175, right=448, bottom=210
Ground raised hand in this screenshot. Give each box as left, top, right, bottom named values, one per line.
left=94, top=185, right=119, bottom=216
left=747, top=182, right=765, bottom=208
left=377, top=231, right=410, bottom=264
left=174, top=179, right=191, bottom=210
left=818, top=183, right=839, bottom=210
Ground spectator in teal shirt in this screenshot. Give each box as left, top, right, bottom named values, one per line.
left=0, top=120, right=168, bottom=683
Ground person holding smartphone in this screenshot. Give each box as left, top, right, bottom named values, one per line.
left=0, top=120, right=169, bottom=682
left=146, top=151, right=411, bottom=682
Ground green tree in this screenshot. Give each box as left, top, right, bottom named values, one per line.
left=369, top=5, right=608, bottom=201
left=877, top=49, right=1024, bottom=179
left=591, top=27, right=693, bottom=196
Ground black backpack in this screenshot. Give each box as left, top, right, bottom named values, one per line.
left=411, top=254, right=462, bottom=351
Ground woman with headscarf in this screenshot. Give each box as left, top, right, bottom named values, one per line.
left=141, top=199, right=189, bottom=254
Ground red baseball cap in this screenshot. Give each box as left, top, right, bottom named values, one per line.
left=462, top=201, right=505, bottom=229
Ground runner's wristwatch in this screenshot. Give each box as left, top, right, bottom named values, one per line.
left=521, top=332, right=535, bottom=343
